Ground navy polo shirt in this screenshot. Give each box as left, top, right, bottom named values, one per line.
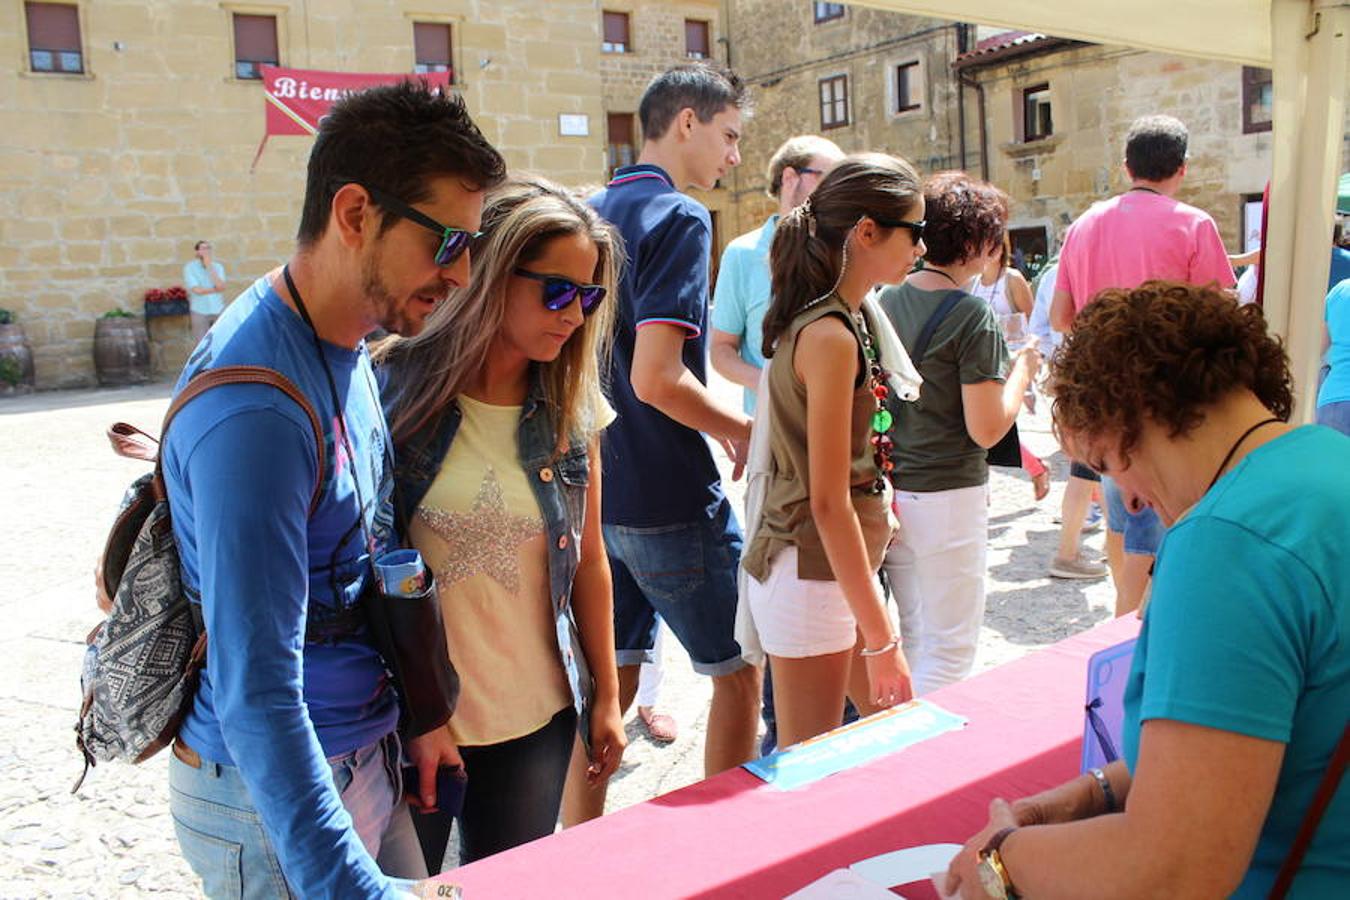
left=588, top=164, right=726, bottom=527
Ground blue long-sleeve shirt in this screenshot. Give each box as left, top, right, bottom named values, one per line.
left=163, top=275, right=400, bottom=897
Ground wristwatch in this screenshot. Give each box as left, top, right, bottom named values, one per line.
left=976, top=827, right=1020, bottom=899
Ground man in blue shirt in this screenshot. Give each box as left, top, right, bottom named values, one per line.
left=183, top=239, right=227, bottom=341
left=162, top=83, right=504, bottom=898
left=710, top=134, right=842, bottom=414
left=566, top=63, right=760, bottom=825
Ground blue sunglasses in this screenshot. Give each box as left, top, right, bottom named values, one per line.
left=514, top=268, right=607, bottom=315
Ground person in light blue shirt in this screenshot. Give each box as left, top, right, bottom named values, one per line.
left=711, top=135, right=842, bottom=413
left=1316, top=278, right=1350, bottom=435
left=945, top=282, right=1349, bottom=900
left=182, top=240, right=227, bottom=340
left=162, top=83, right=505, bottom=899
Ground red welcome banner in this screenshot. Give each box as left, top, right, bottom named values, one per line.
left=250, top=64, right=453, bottom=171
left=261, top=64, right=453, bottom=136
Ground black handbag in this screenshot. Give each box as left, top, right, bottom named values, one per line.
left=899, top=290, right=1022, bottom=470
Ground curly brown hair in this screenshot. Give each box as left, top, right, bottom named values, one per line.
left=919, top=171, right=1009, bottom=266
left=1050, top=281, right=1293, bottom=464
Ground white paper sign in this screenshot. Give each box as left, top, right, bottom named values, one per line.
left=558, top=114, right=589, bottom=136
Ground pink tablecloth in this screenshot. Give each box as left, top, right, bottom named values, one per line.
left=437, top=614, right=1140, bottom=899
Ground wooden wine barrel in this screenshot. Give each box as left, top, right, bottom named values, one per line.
left=94, top=317, right=152, bottom=386
left=0, top=323, right=36, bottom=391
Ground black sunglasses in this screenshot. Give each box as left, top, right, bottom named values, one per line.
left=347, top=182, right=482, bottom=267
left=514, top=268, right=607, bottom=315
left=872, top=216, right=927, bottom=243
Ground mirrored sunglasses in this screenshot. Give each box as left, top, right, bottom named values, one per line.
left=514, top=268, right=607, bottom=315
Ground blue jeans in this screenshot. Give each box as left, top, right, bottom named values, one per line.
left=1316, top=400, right=1350, bottom=437
left=1103, top=477, right=1164, bottom=555
left=605, top=498, right=747, bottom=676
left=169, top=732, right=423, bottom=898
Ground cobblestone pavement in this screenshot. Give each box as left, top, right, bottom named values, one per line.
left=0, top=376, right=1112, bottom=898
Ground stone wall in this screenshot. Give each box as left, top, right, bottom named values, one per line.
left=720, top=1, right=962, bottom=241
left=0, top=0, right=641, bottom=387
left=964, top=45, right=1286, bottom=254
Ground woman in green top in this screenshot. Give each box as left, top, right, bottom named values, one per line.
left=744, top=154, right=925, bottom=749
left=877, top=172, right=1041, bottom=696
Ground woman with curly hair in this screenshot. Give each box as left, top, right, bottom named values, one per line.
left=944, top=282, right=1350, bottom=899
left=876, top=172, right=1041, bottom=696
left=375, top=176, right=626, bottom=869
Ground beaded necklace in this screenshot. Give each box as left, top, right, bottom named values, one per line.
left=853, top=308, right=895, bottom=493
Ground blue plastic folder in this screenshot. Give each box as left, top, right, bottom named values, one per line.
left=743, top=699, right=967, bottom=791
left=1080, top=636, right=1138, bottom=773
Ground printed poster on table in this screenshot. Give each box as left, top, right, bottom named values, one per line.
left=744, top=699, right=967, bottom=791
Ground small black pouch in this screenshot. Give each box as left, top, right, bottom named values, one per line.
left=364, top=572, right=460, bottom=738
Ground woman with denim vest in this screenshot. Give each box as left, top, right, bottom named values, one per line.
left=373, top=176, right=625, bottom=869
left=742, top=154, right=924, bottom=749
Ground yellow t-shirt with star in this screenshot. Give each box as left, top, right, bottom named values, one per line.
left=407, top=395, right=571, bottom=747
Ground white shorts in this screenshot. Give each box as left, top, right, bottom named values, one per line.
left=747, top=546, right=861, bottom=659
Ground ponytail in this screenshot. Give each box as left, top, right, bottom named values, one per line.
left=762, top=202, right=841, bottom=358
left=760, top=152, right=922, bottom=359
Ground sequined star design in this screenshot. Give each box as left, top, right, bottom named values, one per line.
left=416, top=466, right=543, bottom=595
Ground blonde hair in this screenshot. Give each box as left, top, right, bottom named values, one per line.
left=374, top=175, right=621, bottom=456
left=765, top=135, right=842, bottom=199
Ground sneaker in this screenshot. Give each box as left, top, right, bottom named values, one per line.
left=1049, top=553, right=1109, bottom=579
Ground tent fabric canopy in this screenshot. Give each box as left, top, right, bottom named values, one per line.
left=854, top=0, right=1348, bottom=421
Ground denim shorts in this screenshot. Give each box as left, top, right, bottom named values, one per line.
left=1069, top=460, right=1102, bottom=482
left=1103, top=476, right=1164, bottom=555
left=604, top=498, right=747, bottom=676
left=169, top=732, right=421, bottom=897
left=1316, top=400, right=1350, bottom=438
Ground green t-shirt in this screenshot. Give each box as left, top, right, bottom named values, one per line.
left=876, top=282, right=1009, bottom=492
left=1122, top=425, right=1350, bottom=896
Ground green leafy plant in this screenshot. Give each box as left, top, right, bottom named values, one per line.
left=101, top=308, right=136, bottom=319
left=0, top=309, right=14, bottom=325
left=0, top=357, right=21, bottom=386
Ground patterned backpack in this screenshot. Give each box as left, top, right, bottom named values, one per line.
left=74, top=366, right=322, bottom=790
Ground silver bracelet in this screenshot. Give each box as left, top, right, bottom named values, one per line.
left=1089, top=766, right=1118, bottom=814
left=859, top=636, right=900, bottom=657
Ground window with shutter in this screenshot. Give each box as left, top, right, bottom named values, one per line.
left=233, top=13, right=279, bottom=80
left=25, top=2, right=84, bottom=74
left=819, top=75, right=849, bottom=130
left=602, top=11, right=630, bottom=54
left=414, top=22, right=453, bottom=77
left=607, top=113, right=636, bottom=178
left=685, top=20, right=710, bottom=59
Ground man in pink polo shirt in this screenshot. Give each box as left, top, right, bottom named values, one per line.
left=1049, top=114, right=1236, bottom=610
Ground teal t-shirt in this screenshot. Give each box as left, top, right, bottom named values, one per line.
left=1122, top=425, right=1350, bottom=897
left=711, top=215, right=776, bottom=413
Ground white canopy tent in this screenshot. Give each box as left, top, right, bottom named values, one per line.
left=855, top=0, right=1348, bottom=420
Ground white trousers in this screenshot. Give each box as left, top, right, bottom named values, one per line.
left=882, top=483, right=988, bottom=696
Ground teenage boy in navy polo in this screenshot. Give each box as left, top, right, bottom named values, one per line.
left=564, top=63, right=760, bottom=824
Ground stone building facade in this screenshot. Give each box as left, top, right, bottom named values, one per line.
left=954, top=35, right=1296, bottom=272
left=2, top=0, right=719, bottom=388
left=720, top=1, right=966, bottom=238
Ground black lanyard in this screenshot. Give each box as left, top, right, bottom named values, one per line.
left=282, top=265, right=388, bottom=563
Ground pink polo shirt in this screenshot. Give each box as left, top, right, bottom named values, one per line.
left=1056, top=189, right=1236, bottom=312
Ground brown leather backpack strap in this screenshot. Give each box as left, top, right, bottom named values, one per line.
left=107, top=423, right=160, bottom=462
left=1268, top=722, right=1350, bottom=899
left=158, top=365, right=326, bottom=515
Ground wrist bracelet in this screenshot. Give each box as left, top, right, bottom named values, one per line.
left=1089, top=766, right=1118, bottom=813
left=859, top=636, right=899, bottom=657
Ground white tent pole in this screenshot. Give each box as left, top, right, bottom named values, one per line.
left=1268, top=0, right=1347, bottom=421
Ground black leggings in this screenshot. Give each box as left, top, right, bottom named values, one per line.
left=412, top=705, right=577, bottom=871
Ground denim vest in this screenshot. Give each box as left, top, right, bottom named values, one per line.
left=381, top=367, right=594, bottom=745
